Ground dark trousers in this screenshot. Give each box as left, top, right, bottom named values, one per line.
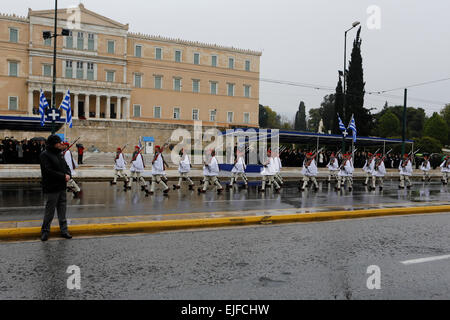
left=42, top=191, right=68, bottom=234
left=78, top=154, right=83, bottom=164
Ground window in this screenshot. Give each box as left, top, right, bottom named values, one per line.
left=44, top=37, right=52, bottom=46
left=135, top=45, right=142, bottom=58
left=65, top=61, right=73, bottom=78
left=106, top=71, right=115, bottom=82
left=88, top=33, right=95, bottom=51
left=227, top=83, right=235, bottom=97
left=244, top=85, right=251, bottom=98
left=175, top=50, right=181, bottom=62
left=211, top=55, right=217, bottom=67
left=76, top=61, right=84, bottom=79
left=8, top=97, right=18, bottom=111
left=210, top=82, right=217, bottom=95
left=192, top=109, right=199, bottom=120
left=155, top=47, right=162, bottom=60
left=154, top=106, right=161, bottom=119
left=77, top=32, right=84, bottom=50
left=154, top=76, right=162, bottom=89
left=227, top=111, right=234, bottom=123
left=192, top=79, right=200, bottom=93
left=244, top=112, right=250, bottom=124
left=134, top=74, right=142, bottom=88
left=174, top=78, right=181, bottom=92
left=43, top=64, right=52, bottom=77
left=8, top=61, right=18, bottom=77
left=193, top=53, right=200, bottom=65
left=173, top=107, right=180, bottom=119
left=228, top=57, right=234, bottom=69
left=107, top=40, right=115, bottom=54
left=87, top=63, right=94, bottom=80
left=210, top=110, right=217, bottom=122
left=66, top=31, right=73, bottom=48
left=133, top=105, right=141, bottom=117
left=245, top=60, right=251, bottom=71
left=9, top=28, right=18, bottom=43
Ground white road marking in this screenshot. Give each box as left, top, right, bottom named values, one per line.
left=401, top=254, right=450, bottom=265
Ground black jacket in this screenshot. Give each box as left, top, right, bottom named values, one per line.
left=40, top=147, right=71, bottom=193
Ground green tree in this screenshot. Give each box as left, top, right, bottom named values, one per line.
left=308, top=108, right=321, bottom=132
left=377, top=111, right=400, bottom=137
left=333, top=76, right=344, bottom=134
left=423, top=112, right=448, bottom=145
left=372, top=105, right=425, bottom=139
left=320, top=94, right=336, bottom=134
left=440, top=103, right=450, bottom=144
left=259, top=104, right=268, bottom=128
left=415, top=136, right=442, bottom=154
left=294, top=101, right=307, bottom=131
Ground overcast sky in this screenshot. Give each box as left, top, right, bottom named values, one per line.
left=4, top=0, right=450, bottom=120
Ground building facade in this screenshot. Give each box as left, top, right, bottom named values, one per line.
left=0, top=4, right=261, bottom=150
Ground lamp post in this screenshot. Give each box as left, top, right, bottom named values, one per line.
left=43, top=0, right=70, bottom=134
left=341, top=21, right=360, bottom=153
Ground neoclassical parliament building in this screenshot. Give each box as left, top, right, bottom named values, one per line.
left=0, top=4, right=261, bottom=150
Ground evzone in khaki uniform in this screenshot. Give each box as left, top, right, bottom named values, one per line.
left=362, top=153, right=375, bottom=186
left=63, top=142, right=81, bottom=198
left=440, top=156, right=450, bottom=185
left=336, top=153, right=354, bottom=191
left=173, top=148, right=194, bottom=190
left=420, top=155, right=431, bottom=182
left=326, top=152, right=339, bottom=183
left=300, top=152, right=319, bottom=192
left=130, top=146, right=147, bottom=191
left=111, top=147, right=131, bottom=189
left=272, top=151, right=284, bottom=186
left=399, top=153, right=413, bottom=189
left=148, top=145, right=169, bottom=195
left=370, top=153, right=386, bottom=191
left=228, top=150, right=248, bottom=189
left=259, top=150, right=281, bottom=193
left=198, top=150, right=223, bottom=194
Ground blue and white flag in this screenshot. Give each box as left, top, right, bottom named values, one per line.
left=348, top=114, right=357, bottom=143
left=337, top=114, right=347, bottom=136
left=59, top=90, right=72, bottom=128
left=138, top=137, right=143, bottom=149
left=39, top=90, right=49, bottom=127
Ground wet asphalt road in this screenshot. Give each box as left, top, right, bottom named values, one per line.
left=1, top=212, right=450, bottom=299
left=0, top=180, right=449, bottom=221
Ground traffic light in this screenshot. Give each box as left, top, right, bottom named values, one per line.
left=43, top=31, right=52, bottom=39
left=61, top=29, right=70, bottom=36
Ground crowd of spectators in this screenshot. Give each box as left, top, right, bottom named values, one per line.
left=0, top=137, right=46, bottom=164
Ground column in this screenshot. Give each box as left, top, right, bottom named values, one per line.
left=106, top=96, right=111, bottom=119
left=124, top=97, right=129, bottom=119
left=28, top=89, right=34, bottom=115
left=85, top=95, right=90, bottom=119
left=96, top=95, right=100, bottom=118
left=74, top=93, right=79, bottom=119
left=116, top=97, right=122, bottom=120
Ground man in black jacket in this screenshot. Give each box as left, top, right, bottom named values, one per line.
left=39, top=134, right=73, bottom=241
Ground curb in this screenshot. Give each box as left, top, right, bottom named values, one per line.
left=1, top=205, right=450, bottom=241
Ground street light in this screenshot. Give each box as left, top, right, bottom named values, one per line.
left=341, top=21, right=360, bottom=153
left=43, top=0, right=70, bottom=135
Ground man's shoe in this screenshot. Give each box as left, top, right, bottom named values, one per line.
left=379, top=187, right=383, bottom=191
left=41, top=232, right=49, bottom=242
left=110, top=181, right=116, bottom=185
left=163, top=188, right=170, bottom=194
left=73, top=191, right=82, bottom=198
left=61, top=232, right=72, bottom=239
left=407, top=186, right=411, bottom=189
left=217, top=188, right=223, bottom=194
left=188, top=185, right=194, bottom=190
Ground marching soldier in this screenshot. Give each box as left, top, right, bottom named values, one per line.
left=440, top=155, right=450, bottom=185
left=336, top=153, right=354, bottom=191
left=130, top=145, right=147, bottom=191
left=63, top=142, right=81, bottom=198
left=300, top=152, right=319, bottom=192
left=273, top=151, right=284, bottom=186
left=362, top=153, right=375, bottom=186
left=173, top=148, right=195, bottom=190
left=111, top=147, right=131, bottom=189
left=259, top=149, right=281, bottom=193
left=399, top=153, right=413, bottom=189
left=198, top=149, right=223, bottom=194
left=228, top=148, right=248, bottom=189
left=420, top=154, right=431, bottom=182
left=370, top=153, right=386, bottom=191
left=148, top=145, right=170, bottom=195
left=327, top=151, right=339, bottom=183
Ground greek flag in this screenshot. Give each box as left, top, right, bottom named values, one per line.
left=39, top=90, right=48, bottom=127
left=138, top=137, right=143, bottom=149
left=348, top=115, right=357, bottom=143
left=337, top=114, right=347, bottom=136
left=59, top=90, right=72, bottom=128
